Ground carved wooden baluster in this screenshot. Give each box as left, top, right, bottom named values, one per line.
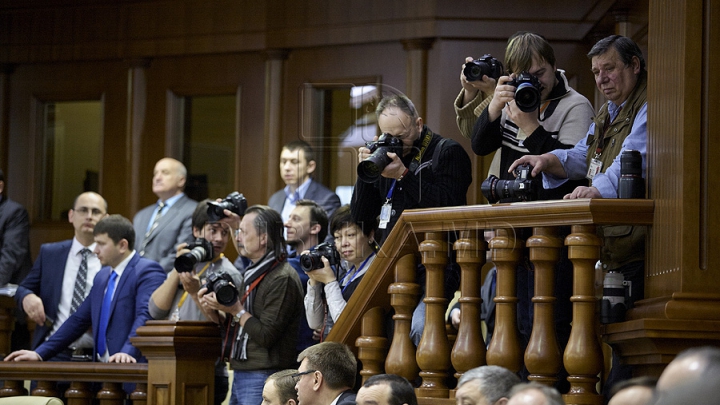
left=451, top=230, right=487, bottom=382
left=65, top=381, right=93, bottom=405
left=386, top=254, right=420, bottom=382
left=526, top=226, right=562, bottom=386
left=0, top=380, right=27, bottom=396
left=486, top=228, right=523, bottom=372
left=96, top=382, right=125, bottom=405
left=564, top=225, right=603, bottom=405
left=130, top=383, right=148, bottom=405
left=416, top=232, right=450, bottom=398
left=33, top=380, right=59, bottom=397
left=356, top=306, right=388, bottom=383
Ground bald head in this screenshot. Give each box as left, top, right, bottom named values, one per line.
left=152, top=158, right=187, bottom=201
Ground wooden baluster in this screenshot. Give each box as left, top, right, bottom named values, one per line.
left=564, top=225, right=603, bottom=405
left=96, top=382, right=125, bottom=405
left=130, top=383, right=148, bottom=405
left=0, top=380, right=27, bottom=396
left=33, top=380, right=59, bottom=397
left=451, top=230, right=487, bottom=382
left=386, top=254, right=420, bottom=382
left=0, top=296, right=15, bottom=358
left=526, top=226, right=563, bottom=386
left=65, top=381, right=93, bottom=405
left=356, top=306, right=388, bottom=383
left=416, top=232, right=450, bottom=398
left=486, top=228, right=523, bottom=372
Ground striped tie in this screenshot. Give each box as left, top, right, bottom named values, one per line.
left=140, top=201, right=165, bottom=256
left=70, top=248, right=91, bottom=314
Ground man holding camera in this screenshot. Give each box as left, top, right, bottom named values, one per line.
left=149, top=199, right=243, bottom=405
left=199, top=205, right=304, bottom=405
left=471, top=31, right=594, bottom=201
left=133, top=157, right=197, bottom=272
left=352, top=94, right=472, bottom=245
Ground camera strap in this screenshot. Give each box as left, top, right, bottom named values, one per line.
left=407, top=129, right=433, bottom=173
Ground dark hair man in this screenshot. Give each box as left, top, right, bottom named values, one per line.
left=200, top=205, right=304, bottom=405
left=269, top=140, right=341, bottom=224
left=133, top=157, right=197, bottom=272
left=356, top=374, right=418, bottom=405
left=263, top=369, right=299, bottom=405
left=294, top=341, right=357, bottom=405
left=5, top=214, right=165, bottom=364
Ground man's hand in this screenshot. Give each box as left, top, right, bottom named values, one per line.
left=178, top=271, right=202, bottom=296
left=4, top=350, right=41, bottom=362
left=460, top=56, right=497, bottom=105
left=564, top=186, right=602, bottom=199
left=504, top=102, right=540, bottom=136
left=487, top=75, right=517, bottom=122
left=450, top=308, right=461, bottom=329
left=108, top=352, right=136, bottom=363
left=22, top=294, right=46, bottom=326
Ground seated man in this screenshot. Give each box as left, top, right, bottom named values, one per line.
left=148, top=199, right=243, bottom=405
left=5, top=215, right=165, bottom=363
left=262, top=369, right=299, bottom=405
left=294, top=342, right=357, bottom=405
left=455, top=365, right=520, bottom=405
left=356, top=374, right=418, bottom=405
left=507, top=383, right=565, bottom=405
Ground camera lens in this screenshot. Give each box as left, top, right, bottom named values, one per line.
left=357, top=149, right=392, bottom=183
left=213, top=281, right=238, bottom=306
left=300, top=252, right=321, bottom=272
left=514, top=83, right=541, bottom=112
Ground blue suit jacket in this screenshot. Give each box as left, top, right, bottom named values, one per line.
left=35, top=253, right=165, bottom=362
left=15, top=240, right=73, bottom=350
left=268, top=179, right=341, bottom=218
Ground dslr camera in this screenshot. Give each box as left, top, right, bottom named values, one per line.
left=357, top=133, right=404, bottom=183
left=203, top=269, right=239, bottom=306
left=207, top=191, right=247, bottom=222
left=174, top=238, right=213, bottom=273
left=481, top=164, right=539, bottom=203
left=463, top=54, right=504, bottom=82
left=507, top=72, right=542, bottom=113
left=300, top=242, right=341, bottom=272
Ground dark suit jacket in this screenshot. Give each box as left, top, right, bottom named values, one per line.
left=336, top=390, right=356, bottom=405
left=34, top=253, right=165, bottom=362
left=0, top=195, right=32, bottom=286
left=268, top=179, right=341, bottom=218
left=15, top=240, right=73, bottom=349
left=132, top=194, right=196, bottom=272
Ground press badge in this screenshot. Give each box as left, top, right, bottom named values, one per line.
left=587, top=158, right=603, bottom=180
left=378, top=202, right=392, bottom=229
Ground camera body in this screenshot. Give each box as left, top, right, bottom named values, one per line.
left=174, top=238, right=213, bottom=273
left=203, top=269, right=239, bottom=306
left=507, top=72, right=542, bottom=113
left=463, top=54, right=504, bottom=82
left=300, top=242, right=341, bottom=272
left=357, top=133, right=404, bottom=183
left=207, top=192, right=248, bottom=222
left=481, top=164, right=539, bottom=204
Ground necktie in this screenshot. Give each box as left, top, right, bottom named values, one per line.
left=97, top=271, right=118, bottom=357
left=70, top=248, right=91, bottom=314
left=140, top=201, right=165, bottom=256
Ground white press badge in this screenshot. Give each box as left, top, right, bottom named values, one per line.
left=587, top=158, right=603, bottom=180
left=378, top=201, right=392, bottom=229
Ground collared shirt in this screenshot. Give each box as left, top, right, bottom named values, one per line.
left=145, top=192, right=185, bottom=233
left=49, top=238, right=101, bottom=345
left=280, top=178, right=311, bottom=223
left=546, top=102, right=648, bottom=198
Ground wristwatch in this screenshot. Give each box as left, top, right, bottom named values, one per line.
left=233, top=309, right=247, bottom=323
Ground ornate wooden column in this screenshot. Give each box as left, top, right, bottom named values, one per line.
left=401, top=38, right=434, bottom=117
left=356, top=306, right=388, bottom=383
left=131, top=321, right=221, bottom=405
left=486, top=228, right=523, bottom=373
left=386, top=254, right=420, bottom=382
left=262, top=49, right=288, bottom=201
left=525, top=227, right=563, bottom=386
left=416, top=232, right=450, bottom=398
left=564, top=225, right=603, bottom=405
left=451, top=230, right=487, bottom=382
left=126, top=58, right=151, bottom=215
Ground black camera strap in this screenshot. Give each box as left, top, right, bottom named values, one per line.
left=408, top=128, right=433, bottom=174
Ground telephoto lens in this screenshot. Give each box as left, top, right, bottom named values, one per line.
left=618, top=150, right=645, bottom=198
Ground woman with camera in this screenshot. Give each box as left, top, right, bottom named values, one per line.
left=303, top=205, right=378, bottom=340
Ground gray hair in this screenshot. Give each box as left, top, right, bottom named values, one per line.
left=509, top=382, right=565, bottom=405
left=457, top=365, right=520, bottom=404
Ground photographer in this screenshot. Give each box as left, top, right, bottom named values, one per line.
left=304, top=205, right=377, bottom=340
left=351, top=94, right=472, bottom=245
left=148, top=199, right=242, bottom=405
left=471, top=31, right=594, bottom=200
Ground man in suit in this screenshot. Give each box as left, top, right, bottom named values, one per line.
left=268, top=140, right=340, bottom=224
left=133, top=157, right=197, bottom=272
left=5, top=215, right=166, bottom=363
left=356, top=374, right=418, bottom=405
left=294, top=342, right=357, bottom=405
left=0, top=168, right=32, bottom=286
left=15, top=192, right=108, bottom=361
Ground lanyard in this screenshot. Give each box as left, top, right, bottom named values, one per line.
left=341, top=253, right=375, bottom=294
left=177, top=253, right=224, bottom=309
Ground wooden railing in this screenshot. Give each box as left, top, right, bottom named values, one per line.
left=327, top=199, right=655, bottom=405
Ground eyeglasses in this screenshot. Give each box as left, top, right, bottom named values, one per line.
left=291, top=369, right=316, bottom=384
